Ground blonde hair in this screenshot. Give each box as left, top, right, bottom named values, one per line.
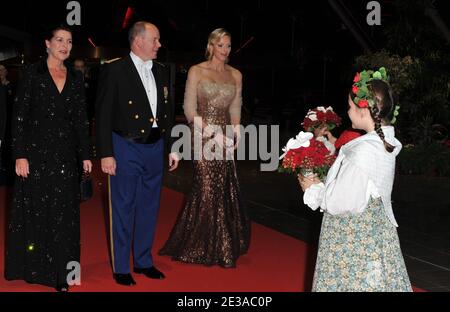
left=205, top=28, right=232, bottom=61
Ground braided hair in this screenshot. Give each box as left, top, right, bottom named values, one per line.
left=367, top=79, right=395, bottom=153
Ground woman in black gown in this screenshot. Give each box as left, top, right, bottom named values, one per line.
left=5, top=26, right=92, bottom=292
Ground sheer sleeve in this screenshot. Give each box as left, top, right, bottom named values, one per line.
left=183, top=66, right=200, bottom=124
left=229, top=70, right=242, bottom=125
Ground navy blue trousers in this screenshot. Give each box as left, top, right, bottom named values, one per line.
left=109, top=133, right=164, bottom=274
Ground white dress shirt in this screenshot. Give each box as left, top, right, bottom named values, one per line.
left=130, top=52, right=158, bottom=128
left=303, top=126, right=402, bottom=227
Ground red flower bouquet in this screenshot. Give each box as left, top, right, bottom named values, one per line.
left=302, top=106, right=342, bottom=132
left=279, top=131, right=336, bottom=181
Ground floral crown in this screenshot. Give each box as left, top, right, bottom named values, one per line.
left=302, top=106, right=342, bottom=132
left=351, top=67, right=400, bottom=123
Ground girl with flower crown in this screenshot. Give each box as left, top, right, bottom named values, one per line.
left=299, top=68, right=411, bottom=292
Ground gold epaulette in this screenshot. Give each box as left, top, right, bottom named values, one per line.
left=153, top=60, right=166, bottom=67
left=104, top=57, right=122, bottom=64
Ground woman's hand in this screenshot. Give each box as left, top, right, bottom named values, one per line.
left=212, top=132, right=235, bottom=159
left=233, top=125, right=241, bottom=150
left=214, top=132, right=234, bottom=150
left=16, top=158, right=30, bottom=178
left=298, top=174, right=321, bottom=192
left=324, top=130, right=337, bottom=144
left=83, top=160, right=93, bottom=173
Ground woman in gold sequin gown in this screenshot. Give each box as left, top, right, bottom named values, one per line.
left=159, top=29, right=250, bottom=268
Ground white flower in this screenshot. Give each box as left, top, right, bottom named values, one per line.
left=317, top=106, right=326, bottom=112
left=317, top=106, right=334, bottom=112
left=307, top=112, right=318, bottom=121
left=279, top=131, right=313, bottom=159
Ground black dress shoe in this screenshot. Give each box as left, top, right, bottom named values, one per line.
left=55, top=283, right=69, bottom=292
left=133, top=266, right=165, bottom=280
left=113, top=273, right=137, bottom=286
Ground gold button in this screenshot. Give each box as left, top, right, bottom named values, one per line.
left=128, top=100, right=133, bottom=105
left=141, top=129, right=145, bottom=134
left=161, top=129, right=166, bottom=133
left=149, top=118, right=154, bottom=123
left=164, top=114, right=167, bottom=118
left=135, top=114, right=139, bottom=119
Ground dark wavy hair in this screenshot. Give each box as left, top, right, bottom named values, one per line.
left=44, top=25, right=73, bottom=41
left=367, top=79, right=396, bottom=153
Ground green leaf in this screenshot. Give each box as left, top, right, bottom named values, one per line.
left=379, top=67, right=387, bottom=79
left=361, top=86, right=370, bottom=94
left=373, top=71, right=382, bottom=80
left=360, top=71, right=371, bottom=80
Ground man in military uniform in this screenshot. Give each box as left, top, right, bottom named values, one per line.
left=95, top=21, right=179, bottom=286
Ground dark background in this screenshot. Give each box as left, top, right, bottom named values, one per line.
left=1, top=0, right=450, bottom=292
left=3, top=0, right=448, bottom=127
left=0, top=0, right=449, bottom=139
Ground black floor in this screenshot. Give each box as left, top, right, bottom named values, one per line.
left=164, top=158, right=450, bottom=292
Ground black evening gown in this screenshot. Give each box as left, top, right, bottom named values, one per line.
left=5, top=60, right=90, bottom=288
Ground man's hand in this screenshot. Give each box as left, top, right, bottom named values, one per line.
left=101, top=157, right=116, bottom=176
left=168, top=153, right=180, bottom=172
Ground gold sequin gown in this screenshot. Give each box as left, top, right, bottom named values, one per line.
left=159, top=77, right=250, bottom=268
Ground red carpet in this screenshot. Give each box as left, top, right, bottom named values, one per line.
left=0, top=168, right=424, bottom=292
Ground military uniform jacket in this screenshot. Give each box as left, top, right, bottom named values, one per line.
left=95, top=55, right=175, bottom=158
